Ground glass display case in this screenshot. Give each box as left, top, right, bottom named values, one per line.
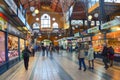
left=107, top=31, right=120, bottom=53
left=92, top=33, right=104, bottom=52
left=8, top=35, right=18, bottom=60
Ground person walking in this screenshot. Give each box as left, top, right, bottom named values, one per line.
left=78, top=49, right=86, bottom=71
left=108, top=46, right=114, bottom=67
left=22, top=46, right=31, bottom=70
left=46, top=45, right=49, bottom=56
left=101, top=44, right=109, bottom=70
left=41, top=43, right=46, bottom=56
left=87, top=45, right=94, bottom=69
left=49, top=43, right=53, bottom=56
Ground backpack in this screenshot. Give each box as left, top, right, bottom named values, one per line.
left=110, top=49, right=114, bottom=55
left=23, top=50, right=29, bottom=58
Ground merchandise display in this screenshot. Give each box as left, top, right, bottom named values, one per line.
left=8, top=35, right=18, bottom=60
left=107, top=31, right=120, bottom=53
left=0, top=17, right=7, bottom=31
left=92, top=40, right=104, bottom=52
left=0, top=32, right=5, bottom=64
left=92, top=34, right=104, bottom=52
left=20, top=39, right=24, bottom=53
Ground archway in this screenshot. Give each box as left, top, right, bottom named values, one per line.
left=41, top=39, right=52, bottom=46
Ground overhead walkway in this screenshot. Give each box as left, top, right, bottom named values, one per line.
left=1, top=51, right=120, bottom=80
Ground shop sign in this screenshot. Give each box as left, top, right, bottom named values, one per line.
left=26, top=22, right=32, bottom=31
left=18, top=9, right=26, bottom=25
left=4, top=0, right=17, bottom=14
left=74, top=32, right=80, bottom=37
left=77, top=38, right=82, bottom=42
left=0, top=17, right=7, bottom=31
left=8, top=23, right=20, bottom=35
left=101, top=19, right=120, bottom=30
left=87, top=26, right=99, bottom=33
left=81, top=30, right=87, bottom=35
left=83, top=37, right=91, bottom=42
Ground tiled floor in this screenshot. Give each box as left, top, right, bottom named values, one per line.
left=5, top=51, right=120, bottom=80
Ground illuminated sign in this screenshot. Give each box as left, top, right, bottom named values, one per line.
left=83, top=37, right=91, bottom=42
left=87, top=26, right=99, bottom=33
left=74, top=32, right=80, bottom=37
left=18, top=9, right=26, bottom=25
left=4, top=0, right=17, bottom=14
left=101, top=19, right=120, bottom=30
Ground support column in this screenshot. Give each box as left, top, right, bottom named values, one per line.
left=18, top=37, right=20, bottom=60
left=103, top=31, right=107, bottom=44
left=69, top=7, right=73, bottom=36
left=5, top=31, right=9, bottom=69
left=99, top=0, right=106, bottom=24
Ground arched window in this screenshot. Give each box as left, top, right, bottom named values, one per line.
left=41, top=14, right=51, bottom=28
left=53, top=22, right=58, bottom=28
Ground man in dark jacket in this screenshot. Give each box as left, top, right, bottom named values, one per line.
left=101, top=45, right=109, bottom=69
left=22, top=46, right=31, bottom=70
left=108, top=46, right=114, bottom=67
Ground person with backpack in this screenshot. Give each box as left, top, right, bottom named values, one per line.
left=108, top=46, right=114, bottom=67
left=22, top=46, right=31, bottom=70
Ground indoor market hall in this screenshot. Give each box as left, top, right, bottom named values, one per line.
left=0, top=0, right=120, bottom=80
left=1, top=51, right=120, bottom=80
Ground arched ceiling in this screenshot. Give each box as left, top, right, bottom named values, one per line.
left=18, top=0, right=87, bottom=41
left=20, top=0, right=74, bottom=15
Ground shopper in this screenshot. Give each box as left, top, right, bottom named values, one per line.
left=41, top=43, right=46, bottom=56
left=108, top=46, right=114, bottom=67
left=87, top=45, right=94, bottom=69
left=46, top=45, right=49, bottom=56
left=78, top=49, right=86, bottom=71
left=101, top=44, right=109, bottom=70
left=32, top=46, right=35, bottom=56
left=22, top=46, right=31, bottom=70
left=49, top=43, right=53, bottom=56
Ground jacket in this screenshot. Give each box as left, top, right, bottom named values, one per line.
left=78, top=50, right=85, bottom=58
left=87, top=48, right=94, bottom=60
left=101, top=46, right=108, bottom=57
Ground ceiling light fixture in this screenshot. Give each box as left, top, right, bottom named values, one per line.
left=52, top=18, right=55, bottom=21
left=72, top=27, right=75, bottom=30
left=32, top=12, right=36, bottom=16
left=59, top=34, right=61, bottom=36
left=34, top=9, right=39, bottom=14
left=88, top=15, right=92, bottom=21
left=75, top=25, right=78, bottom=28
left=36, top=18, right=39, bottom=21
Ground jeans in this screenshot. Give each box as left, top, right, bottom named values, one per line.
left=79, top=58, right=86, bottom=69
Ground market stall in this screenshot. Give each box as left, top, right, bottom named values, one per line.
left=0, top=15, right=7, bottom=64
left=92, top=33, right=104, bottom=52
left=8, top=35, right=18, bottom=60
left=106, top=30, right=120, bottom=53
left=0, top=32, right=5, bottom=64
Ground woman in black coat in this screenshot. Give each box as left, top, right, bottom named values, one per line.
left=22, top=46, right=31, bottom=70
